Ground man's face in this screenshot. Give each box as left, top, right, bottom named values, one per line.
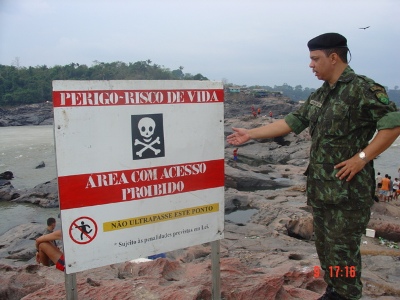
left=309, top=50, right=333, bottom=81
left=51, top=222, right=56, bottom=230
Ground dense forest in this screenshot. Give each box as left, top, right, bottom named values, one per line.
left=0, top=60, right=399, bottom=106
left=0, top=60, right=207, bottom=106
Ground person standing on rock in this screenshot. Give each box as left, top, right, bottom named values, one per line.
left=393, top=178, right=399, bottom=200
left=227, top=32, right=400, bottom=300
left=380, top=174, right=390, bottom=202
left=233, top=148, right=239, bottom=167
left=375, top=172, right=382, bottom=194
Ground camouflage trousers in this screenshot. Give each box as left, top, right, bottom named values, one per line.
left=313, top=205, right=371, bottom=300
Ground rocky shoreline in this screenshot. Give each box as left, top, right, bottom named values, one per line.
left=0, top=102, right=54, bottom=127
left=0, top=99, right=399, bottom=299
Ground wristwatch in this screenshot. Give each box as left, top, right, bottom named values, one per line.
left=359, top=151, right=368, bottom=162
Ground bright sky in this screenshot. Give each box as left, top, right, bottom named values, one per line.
left=0, top=0, right=399, bottom=89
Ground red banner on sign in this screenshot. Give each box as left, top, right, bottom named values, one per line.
left=58, top=159, right=224, bottom=210
left=53, top=89, right=224, bottom=107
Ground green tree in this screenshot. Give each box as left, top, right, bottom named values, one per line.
left=0, top=60, right=210, bottom=106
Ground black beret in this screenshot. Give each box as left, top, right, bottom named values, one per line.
left=307, top=33, right=348, bottom=51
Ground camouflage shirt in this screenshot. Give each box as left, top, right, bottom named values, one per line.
left=285, top=66, right=400, bottom=209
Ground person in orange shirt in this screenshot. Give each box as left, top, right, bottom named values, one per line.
left=380, top=174, right=390, bottom=202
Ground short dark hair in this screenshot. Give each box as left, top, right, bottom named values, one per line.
left=322, top=47, right=348, bottom=63
left=47, top=217, right=56, bottom=226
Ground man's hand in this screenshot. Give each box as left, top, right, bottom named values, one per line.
left=334, top=154, right=367, bottom=181
left=227, top=128, right=251, bottom=145
left=36, top=252, right=40, bottom=264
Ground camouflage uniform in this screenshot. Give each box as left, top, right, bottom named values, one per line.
left=285, top=66, right=400, bottom=300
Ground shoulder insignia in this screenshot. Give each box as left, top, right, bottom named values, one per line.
left=369, top=85, right=389, bottom=104
left=375, top=92, right=389, bottom=104
left=370, top=86, right=385, bottom=92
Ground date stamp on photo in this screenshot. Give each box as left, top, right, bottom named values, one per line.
left=313, top=266, right=357, bottom=278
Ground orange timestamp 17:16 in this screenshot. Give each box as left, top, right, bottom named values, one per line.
left=314, top=266, right=357, bottom=278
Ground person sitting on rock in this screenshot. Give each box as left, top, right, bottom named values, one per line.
left=35, top=229, right=64, bottom=271
left=43, top=217, right=57, bottom=244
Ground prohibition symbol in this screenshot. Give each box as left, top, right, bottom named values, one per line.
left=69, top=216, right=98, bottom=244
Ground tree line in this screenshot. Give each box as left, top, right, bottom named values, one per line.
left=0, top=60, right=399, bottom=106
left=237, top=83, right=400, bottom=105
left=244, top=83, right=317, bottom=102
left=0, top=60, right=207, bottom=106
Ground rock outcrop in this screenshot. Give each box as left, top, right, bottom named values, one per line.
left=0, top=180, right=20, bottom=201
left=0, top=98, right=399, bottom=299
left=223, top=93, right=301, bottom=119
left=0, top=102, right=53, bottom=127
left=6, top=179, right=59, bottom=208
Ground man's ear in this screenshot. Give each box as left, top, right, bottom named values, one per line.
left=330, top=53, right=338, bottom=64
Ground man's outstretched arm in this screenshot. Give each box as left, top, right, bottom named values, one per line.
left=227, top=119, right=293, bottom=145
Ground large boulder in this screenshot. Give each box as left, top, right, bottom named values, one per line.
left=225, top=164, right=294, bottom=191
left=0, top=171, right=14, bottom=180
left=0, top=223, right=44, bottom=266
left=286, top=215, right=314, bottom=240
left=12, top=179, right=58, bottom=208
left=368, top=202, right=400, bottom=242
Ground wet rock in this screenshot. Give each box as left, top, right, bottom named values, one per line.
left=0, top=180, right=20, bottom=201
left=225, top=164, right=294, bottom=191
left=0, top=171, right=14, bottom=180
left=35, top=161, right=45, bottom=169
left=12, top=179, right=58, bottom=208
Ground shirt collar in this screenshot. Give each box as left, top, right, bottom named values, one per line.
left=323, top=66, right=355, bottom=90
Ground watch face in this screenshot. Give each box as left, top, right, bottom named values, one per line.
left=360, top=152, right=366, bottom=159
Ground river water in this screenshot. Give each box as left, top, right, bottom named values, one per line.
left=0, top=125, right=399, bottom=235
left=0, top=125, right=59, bottom=235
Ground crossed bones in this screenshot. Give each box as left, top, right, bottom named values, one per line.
left=135, top=136, right=161, bottom=157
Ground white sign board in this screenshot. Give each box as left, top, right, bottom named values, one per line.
left=52, top=80, right=225, bottom=274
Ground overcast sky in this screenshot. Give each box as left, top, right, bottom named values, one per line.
left=0, top=0, right=399, bottom=89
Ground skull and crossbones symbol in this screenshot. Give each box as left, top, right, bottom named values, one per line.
left=135, top=117, right=161, bottom=157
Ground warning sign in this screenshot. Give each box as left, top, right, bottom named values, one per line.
left=54, top=80, right=224, bottom=274
left=69, top=216, right=98, bottom=244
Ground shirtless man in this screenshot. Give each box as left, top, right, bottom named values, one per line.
left=35, top=229, right=65, bottom=271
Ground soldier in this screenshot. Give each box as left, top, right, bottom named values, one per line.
left=227, top=33, right=400, bottom=300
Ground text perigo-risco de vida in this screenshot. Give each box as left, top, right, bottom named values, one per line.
left=56, top=90, right=222, bottom=106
